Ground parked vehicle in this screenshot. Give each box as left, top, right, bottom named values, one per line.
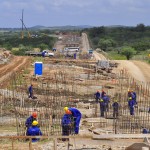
left=25, top=50, right=54, bottom=57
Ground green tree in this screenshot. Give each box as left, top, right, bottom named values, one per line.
left=121, top=46, right=136, bottom=60
left=135, top=23, right=145, bottom=32
left=38, top=43, right=49, bottom=51
left=98, top=38, right=116, bottom=51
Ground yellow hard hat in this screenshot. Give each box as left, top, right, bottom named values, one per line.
left=32, top=120, right=38, bottom=126
left=64, top=107, right=68, bottom=111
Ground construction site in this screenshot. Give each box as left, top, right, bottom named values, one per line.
left=0, top=32, right=150, bottom=150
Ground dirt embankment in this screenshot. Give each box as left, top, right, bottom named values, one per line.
left=0, top=56, right=31, bottom=86
left=132, top=60, right=150, bottom=82
left=114, top=60, right=146, bottom=82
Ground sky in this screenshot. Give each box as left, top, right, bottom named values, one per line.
left=0, top=0, right=150, bottom=28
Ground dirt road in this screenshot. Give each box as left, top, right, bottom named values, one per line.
left=132, top=60, right=150, bottom=82
left=0, top=56, right=31, bottom=85
left=114, top=60, right=146, bottom=82
left=82, top=33, right=90, bottom=51
left=93, top=51, right=108, bottom=61
left=82, top=33, right=149, bottom=82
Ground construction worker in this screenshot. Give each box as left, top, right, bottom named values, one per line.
left=102, top=93, right=110, bottom=112
left=127, top=89, right=132, bottom=97
left=142, top=127, right=149, bottom=134
left=99, top=99, right=105, bottom=117
left=64, top=107, right=81, bottom=134
left=61, top=110, right=73, bottom=141
left=25, top=112, right=37, bottom=129
left=101, top=90, right=106, bottom=98
left=131, top=90, right=137, bottom=105
left=28, top=84, right=33, bottom=99
left=128, top=98, right=135, bottom=115
left=94, top=90, right=101, bottom=103
left=112, top=100, right=119, bottom=118
left=26, top=121, right=42, bottom=142
left=42, top=51, right=45, bottom=57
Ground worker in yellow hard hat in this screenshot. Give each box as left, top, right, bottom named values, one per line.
left=99, top=98, right=105, bottom=117
left=63, top=106, right=81, bottom=134
left=26, top=120, right=42, bottom=142
left=64, top=107, right=68, bottom=111
left=32, top=120, right=38, bottom=126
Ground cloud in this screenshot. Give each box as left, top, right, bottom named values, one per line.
left=0, top=0, right=150, bottom=27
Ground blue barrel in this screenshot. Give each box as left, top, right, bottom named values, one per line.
left=34, top=62, right=43, bottom=76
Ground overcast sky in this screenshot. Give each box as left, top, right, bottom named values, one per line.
left=1, top=0, right=150, bottom=28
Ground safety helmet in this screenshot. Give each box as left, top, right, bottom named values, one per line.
left=32, top=112, right=37, bottom=118
left=32, top=120, right=38, bottom=126
left=114, top=100, right=118, bottom=102
left=64, top=107, right=68, bottom=111
left=66, top=110, right=72, bottom=114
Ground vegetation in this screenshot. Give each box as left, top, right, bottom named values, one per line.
left=83, top=24, right=150, bottom=59
left=0, top=30, right=56, bottom=55
left=121, top=46, right=136, bottom=60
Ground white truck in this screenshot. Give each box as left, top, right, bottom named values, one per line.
left=25, top=50, right=54, bottom=57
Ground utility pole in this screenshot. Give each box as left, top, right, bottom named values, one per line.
left=21, top=9, right=24, bottom=39
left=20, top=9, right=31, bottom=39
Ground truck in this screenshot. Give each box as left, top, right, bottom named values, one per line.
left=25, top=50, right=54, bottom=57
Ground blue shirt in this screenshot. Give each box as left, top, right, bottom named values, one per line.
left=94, top=92, right=101, bottom=98
left=62, top=114, right=72, bottom=125
left=28, top=86, right=33, bottom=93
left=27, top=126, right=42, bottom=142
left=25, top=116, right=36, bottom=128
left=69, top=108, right=81, bottom=118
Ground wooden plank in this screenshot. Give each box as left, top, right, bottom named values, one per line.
left=93, top=134, right=150, bottom=139
left=0, top=135, right=92, bottom=139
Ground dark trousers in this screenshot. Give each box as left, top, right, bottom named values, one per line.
left=29, top=92, right=33, bottom=98
left=62, top=125, right=71, bottom=136
left=105, top=103, right=109, bottom=112
left=100, top=103, right=105, bottom=117
left=113, top=109, right=118, bottom=118
left=130, top=107, right=134, bottom=115
left=62, top=125, right=71, bottom=141
left=95, top=98, right=100, bottom=103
